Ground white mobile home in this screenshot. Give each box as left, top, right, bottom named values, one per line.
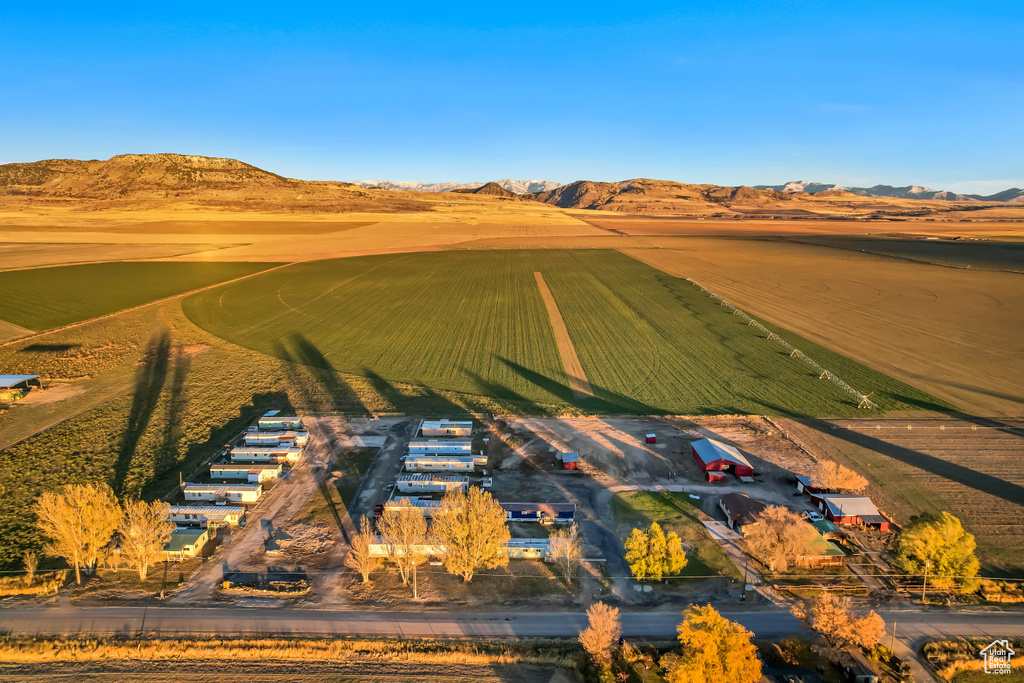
left=408, top=439, right=473, bottom=455
left=384, top=496, right=444, bottom=517
left=367, top=536, right=552, bottom=561
left=244, top=430, right=310, bottom=447
left=162, top=528, right=210, bottom=561
left=257, top=410, right=304, bottom=431
left=209, top=462, right=283, bottom=483
left=421, top=419, right=473, bottom=437
left=405, top=455, right=477, bottom=473
left=395, top=473, right=469, bottom=494
left=229, top=445, right=303, bottom=465
left=168, top=505, right=246, bottom=528
left=182, top=482, right=263, bottom=505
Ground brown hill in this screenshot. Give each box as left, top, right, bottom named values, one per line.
left=451, top=181, right=519, bottom=198
left=0, top=153, right=431, bottom=213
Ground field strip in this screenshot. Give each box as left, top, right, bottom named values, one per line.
left=533, top=271, right=594, bottom=399
left=0, top=262, right=295, bottom=348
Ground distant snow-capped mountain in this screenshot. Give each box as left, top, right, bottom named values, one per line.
left=353, top=179, right=562, bottom=194
left=754, top=180, right=1024, bottom=202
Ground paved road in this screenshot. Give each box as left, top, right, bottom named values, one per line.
left=1, top=606, right=1022, bottom=642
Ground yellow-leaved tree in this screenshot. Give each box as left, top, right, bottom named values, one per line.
left=893, top=511, right=980, bottom=591
left=624, top=522, right=687, bottom=581
left=431, top=486, right=510, bottom=582
left=661, top=604, right=762, bottom=683
left=34, top=482, right=121, bottom=584
left=344, top=516, right=380, bottom=583
left=795, top=593, right=886, bottom=650
left=743, top=505, right=818, bottom=572
left=812, top=460, right=869, bottom=493
left=578, top=601, right=622, bottom=680
left=119, top=499, right=175, bottom=580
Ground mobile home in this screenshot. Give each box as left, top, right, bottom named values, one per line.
left=421, top=419, right=473, bottom=437
left=244, top=430, right=310, bottom=447
left=404, top=455, right=479, bottom=472
left=395, top=473, right=469, bottom=494
left=229, top=445, right=303, bottom=465
left=256, top=410, right=303, bottom=431
left=167, top=505, right=246, bottom=529
left=384, top=496, right=444, bottom=517
left=501, top=502, right=576, bottom=524
left=162, top=528, right=210, bottom=561
left=209, top=462, right=283, bottom=483
left=182, top=482, right=263, bottom=505
left=408, top=439, right=473, bottom=455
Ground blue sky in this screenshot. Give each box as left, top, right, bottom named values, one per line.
left=1, top=2, right=1021, bottom=192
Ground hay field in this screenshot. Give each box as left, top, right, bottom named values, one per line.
left=0, top=261, right=275, bottom=330
left=0, top=241, right=244, bottom=271
left=183, top=249, right=944, bottom=416
left=783, top=418, right=1024, bottom=575
left=625, top=239, right=1024, bottom=416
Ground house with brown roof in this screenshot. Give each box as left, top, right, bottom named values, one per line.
left=718, top=493, right=767, bottom=534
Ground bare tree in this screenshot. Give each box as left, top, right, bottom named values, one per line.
left=812, top=460, right=868, bottom=493
left=796, top=593, right=886, bottom=650
left=377, top=498, right=427, bottom=593
left=431, top=486, right=510, bottom=582
left=549, top=523, right=583, bottom=585
left=743, top=505, right=818, bottom=572
left=119, top=499, right=175, bottom=580
left=22, top=551, right=38, bottom=587
left=578, top=601, right=622, bottom=667
left=34, top=482, right=122, bottom=584
left=344, top=517, right=380, bottom=583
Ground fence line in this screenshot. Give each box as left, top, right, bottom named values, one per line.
left=685, top=278, right=877, bottom=409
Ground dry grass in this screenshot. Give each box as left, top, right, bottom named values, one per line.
left=923, top=639, right=1024, bottom=681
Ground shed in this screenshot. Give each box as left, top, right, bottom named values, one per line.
left=691, top=438, right=754, bottom=477
left=795, top=474, right=827, bottom=495
left=813, top=494, right=889, bottom=531
left=645, top=433, right=657, bottom=444
left=0, top=374, right=41, bottom=401
left=719, top=493, right=767, bottom=533
left=501, top=502, right=576, bottom=524
left=559, top=451, right=579, bottom=470
left=162, top=528, right=209, bottom=561
left=706, top=471, right=727, bottom=483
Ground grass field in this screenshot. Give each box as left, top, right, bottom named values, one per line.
left=612, top=491, right=740, bottom=579
left=184, top=249, right=948, bottom=417
left=0, top=261, right=276, bottom=330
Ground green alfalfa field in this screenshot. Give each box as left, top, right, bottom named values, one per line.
left=182, top=249, right=950, bottom=417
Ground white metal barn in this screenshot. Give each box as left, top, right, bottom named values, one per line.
left=408, top=439, right=472, bottom=455
left=209, top=462, right=283, bottom=483
left=244, top=430, right=310, bottom=447
left=421, top=419, right=473, bottom=437
left=404, top=455, right=476, bottom=472
left=168, top=505, right=246, bottom=528
left=182, top=482, right=263, bottom=505
left=257, top=410, right=304, bottom=431
left=229, top=446, right=303, bottom=465
left=395, top=473, right=470, bottom=494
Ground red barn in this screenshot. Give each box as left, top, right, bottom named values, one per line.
left=645, top=433, right=657, bottom=444
left=691, top=438, right=754, bottom=478
left=813, top=494, right=890, bottom=532
left=559, top=451, right=579, bottom=470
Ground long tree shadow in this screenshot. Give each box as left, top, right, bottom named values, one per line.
left=285, top=332, right=370, bottom=415
left=114, top=330, right=171, bottom=497
left=155, top=346, right=191, bottom=479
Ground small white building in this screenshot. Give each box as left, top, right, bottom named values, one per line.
left=421, top=419, right=473, bottom=437
left=408, top=439, right=473, bottom=455
left=367, top=536, right=552, bottom=560
left=244, top=430, right=310, bottom=447
left=182, top=482, right=263, bottom=505
left=404, top=455, right=479, bottom=472
left=257, top=410, right=304, bottom=431
left=229, top=445, right=303, bottom=465
left=385, top=496, right=444, bottom=517
left=168, top=505, right=246, bottom=528
left=209, top=462, right=283, bottom=483
left=395, top=473, right=469, bottom=494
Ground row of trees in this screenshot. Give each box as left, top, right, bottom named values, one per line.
left=345, top=487, right=585, bottom=590
left=33, top=482, right=175, bottom=584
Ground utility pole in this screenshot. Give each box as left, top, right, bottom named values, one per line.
left=890, top=621, right=897, bottom=651
left=413, top=560, right=418, bottom=600
left=922, top=560, right=931, bottom=603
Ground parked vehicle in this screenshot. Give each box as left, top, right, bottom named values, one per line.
left=804, top=511, right=823, bottom=522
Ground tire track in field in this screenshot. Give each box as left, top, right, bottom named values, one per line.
left=533, top=271, right=594, bottom=399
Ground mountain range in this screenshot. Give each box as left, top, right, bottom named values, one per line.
left=754, top=180, right=1024, bottom=203
left=354, top=179, right=562, bottom=194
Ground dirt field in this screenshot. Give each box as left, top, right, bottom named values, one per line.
left=781, top=417, right=1024, bottom=575
left=624, top=238, right=1024, bottom=417
left=533, top=272, right=593, bottom=399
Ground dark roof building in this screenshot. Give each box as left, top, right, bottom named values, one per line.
left=718, top=493, right=767, bottom=533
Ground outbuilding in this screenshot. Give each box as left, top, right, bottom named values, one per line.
left=795, top=474, right=827, bottom=496
left=167, top=505, right=246, bottom=529
left=559, top=451, right=579, bottom=470
left=812, top=494, right=890, bottom=531
left=645, top=433, right=657, bottom=444
left=500, top=502, right=576, bottom=524
left=421, top=419, right=473, bottom=437
left=706, top=471, right=727, bottom=483
left=718, top=493, right=767, bottom=534
left=162, top=528, right=210, bottom=561
left=0, top=374, right=41, bottom=401
left=691, top=438, right=754, bottom=478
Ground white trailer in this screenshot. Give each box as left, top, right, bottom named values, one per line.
left=244, top=430, right=309, bottom=447
left=408, top=439, right=472, bottom=455
left=395, top=473, right=469, bottom=494
left=182, top=482, right=263, bottom=505
left=230, top=446, right=303, bottom=465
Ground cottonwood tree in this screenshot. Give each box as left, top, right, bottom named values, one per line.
left=795, top=593, right=886, bottom=650
left=624, top=522, right=687, bottom=581
left=549, top=523, right=583, bottom=585
left=377, top=498, right=428, bottom=589
left=578, top=601, right=621, bottom=676
left=743, top=505, right=818, bottom=572
left=119, top=499, right=175, bottom=580
left=345, top=517, right=380, bottom=583
left=22, top=551, right=38, bottom=587
left=34, top=482, right=121, bottom=584
left=812, top=460, right=869, bottom=493
left=661, top=604, right=761, bottom=683
left=893, top=511, right=980, bottom=591
left=431, top=487, right=510, bottom=582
